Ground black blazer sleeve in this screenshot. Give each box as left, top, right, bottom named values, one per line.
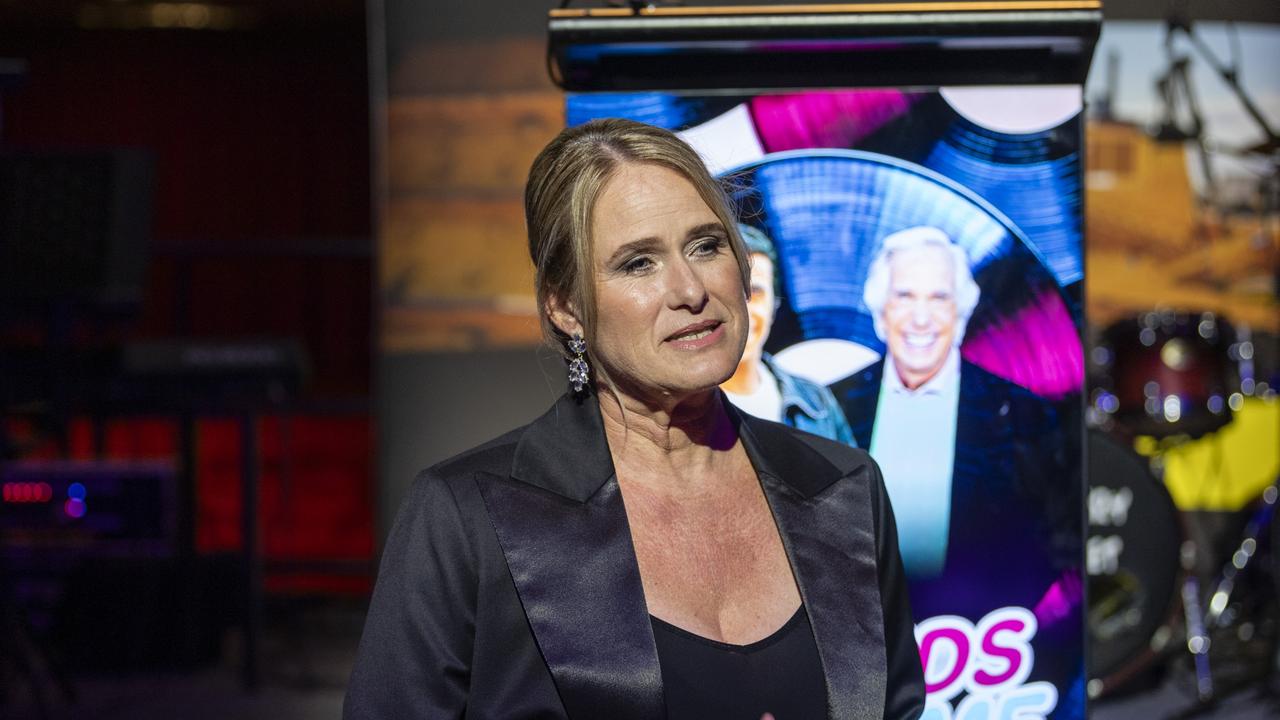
left=344, top=470, right=476, bottom=719
left=871, top=461, right=927, bottom=720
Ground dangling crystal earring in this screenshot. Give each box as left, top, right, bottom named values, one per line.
left=567, top=333, right=589, bottom=393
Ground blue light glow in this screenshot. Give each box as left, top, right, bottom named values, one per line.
left=924, top=120, right=1082, bottom=287
left=568, top=93, right=693, bottom=130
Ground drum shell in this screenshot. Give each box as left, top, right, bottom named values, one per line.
left=1102, top=314, right=1236, bottom=438
left=1087, top=430, right=1185, bottom=695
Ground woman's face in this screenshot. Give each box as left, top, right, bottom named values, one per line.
left=582, top=162, right=748, bottom=402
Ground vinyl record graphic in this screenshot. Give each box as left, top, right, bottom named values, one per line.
left=565, top=92, right=743, bottom=132
left=727, top=150, right=1083, bottom=399
left=923, top=118, right=1083, bottom=289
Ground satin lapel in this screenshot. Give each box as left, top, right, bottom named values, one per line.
left=476, top=393, right=663, bottom=720
left=477, top=474, right=663, bottom=719
left=740, top=416, right=887, bottom=720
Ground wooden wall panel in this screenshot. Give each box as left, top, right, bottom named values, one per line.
left=382, top=304, right=541, bottom=352
left=390, top=37, right=554, bottom=95
left=381, top=197, right=533, bottom=301
left=387, top=93, right=563, bottom=195
left=381, top=35, right=560, bottom=352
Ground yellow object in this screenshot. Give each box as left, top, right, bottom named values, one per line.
left=1144, top=397, right=1280, bottom=511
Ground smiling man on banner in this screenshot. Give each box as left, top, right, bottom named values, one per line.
left=829, top=227, right=1068, bottom=611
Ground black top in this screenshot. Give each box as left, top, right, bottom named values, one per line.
left=652, top=606, right=829, bottom=719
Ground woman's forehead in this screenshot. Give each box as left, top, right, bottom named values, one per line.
left=591, top=163, right=719, bottom=248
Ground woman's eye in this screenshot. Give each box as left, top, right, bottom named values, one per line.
left=692, top=237, right=725, bottom=256
left=621, top=256, right=654, bottom=274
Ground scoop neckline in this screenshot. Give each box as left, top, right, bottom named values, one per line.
left=649, top=605, right=807, bottom=653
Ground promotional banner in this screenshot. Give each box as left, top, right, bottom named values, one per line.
left=569, top=89, right=1087, bottom=719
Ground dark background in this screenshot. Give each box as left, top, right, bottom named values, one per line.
left=0, top=1, right=1275, bottom=718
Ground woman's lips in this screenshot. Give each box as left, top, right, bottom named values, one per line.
left=664, top=320, right=725, bottom=349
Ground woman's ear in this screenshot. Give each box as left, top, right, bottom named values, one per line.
left=546, top=294, right=583, bottom=339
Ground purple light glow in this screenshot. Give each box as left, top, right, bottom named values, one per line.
left=64, top=498, right=87, bottom=519
left=748, top=90, right=919, bottom=153
left=962, top=288, right=1084, bottom=399
left=1033, top=572, right=1083, bottom=629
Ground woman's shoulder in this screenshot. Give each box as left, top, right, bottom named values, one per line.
left=421, top=425, right=527, bottom=483
left=784, top=423, right=875, bottom=475
left=741, top=412, right=875, bottom=478
left=394, top=424, right=530, bottom=526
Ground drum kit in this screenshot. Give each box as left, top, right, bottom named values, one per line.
left=1088, top=310, right=1280, bottom=711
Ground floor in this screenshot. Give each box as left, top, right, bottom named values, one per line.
left=1093, top=674, right=1280, bottom=720
left=4, top=596, right=1279, bottom=720
left=2, top=596, right=361, bottom=720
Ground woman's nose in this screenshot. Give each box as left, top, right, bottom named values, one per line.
left=666, top=259, right=709, bottom=310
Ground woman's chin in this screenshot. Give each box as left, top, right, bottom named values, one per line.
left=663, top=364, right=741, bottom=402
left=604, top=368, right=733, bottom=407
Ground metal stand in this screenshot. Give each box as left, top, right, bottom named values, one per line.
left=0, top=558, right=78, bottom=718
left=241, top=412, right=262, bottom=692
left=1172, top=477, right=1280, bottom=717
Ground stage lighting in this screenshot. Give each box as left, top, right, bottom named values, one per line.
left=549, top=2, right=1102, bottom=91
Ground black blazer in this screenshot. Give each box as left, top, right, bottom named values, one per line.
left=345, top=392, right=925, bottom=719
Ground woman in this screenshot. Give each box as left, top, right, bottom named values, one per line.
left=345, top=119, right=924, bottom=719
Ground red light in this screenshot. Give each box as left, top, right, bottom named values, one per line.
left=1, top=482, right=55, bottom=504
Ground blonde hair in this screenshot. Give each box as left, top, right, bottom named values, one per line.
left=524, top=118, right=749, bottom=390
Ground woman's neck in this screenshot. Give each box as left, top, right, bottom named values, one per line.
left=597, top=386, right=738, bottom=481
